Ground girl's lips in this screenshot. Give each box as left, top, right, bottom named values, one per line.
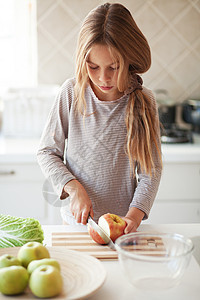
left=99, top=86, right=113, bottom=91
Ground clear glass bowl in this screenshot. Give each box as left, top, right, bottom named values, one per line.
left=115, top=232, right=194, bottom=290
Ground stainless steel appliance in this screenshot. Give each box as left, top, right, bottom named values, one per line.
left=182, top=99, right=200, bottom=133
left=154, top=89, right=194, bottom=144
left=160, top=124, right=193, bottom=144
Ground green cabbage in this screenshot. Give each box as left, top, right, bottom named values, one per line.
left=0, top=214, right=44, bottom=248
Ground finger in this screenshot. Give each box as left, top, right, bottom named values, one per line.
left=81, top=212, right=89, bottom=225
left=81, top=208, right=89, bottom=224
left=124, top=225, right=130, bottom=234
left=126, top=224, right=137, bottom=234
left=124, top=222, right=134, bottom=234
left=89, top=207, right=94, bottom=219
left=74, top=212, right=81, bottom=224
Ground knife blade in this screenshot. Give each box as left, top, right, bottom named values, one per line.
left=87, top=216, right=116, bottom=251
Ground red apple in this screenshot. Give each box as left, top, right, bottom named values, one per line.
left=88, top=224, right=107, bottom=245
left=98, top=213, right=126, bottom=242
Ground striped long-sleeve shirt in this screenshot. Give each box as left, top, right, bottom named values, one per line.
left=37, top=78, right=162, bottom=224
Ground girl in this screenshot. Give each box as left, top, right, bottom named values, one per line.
left=37, top=3, right=162, bottom=233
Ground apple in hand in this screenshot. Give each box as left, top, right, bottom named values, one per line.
left=0, top=266, right=29, bottom=295
left=88, top=224, right=108, bottom=245
left=17, top=242, right=50, bottom=268
left=98, top=213, right=126, bottom=242
left=0, top=254, right=21, bottom=268
left=29, top=265, right=63, bottom=298
left=27, top=258, right=61, bottom=274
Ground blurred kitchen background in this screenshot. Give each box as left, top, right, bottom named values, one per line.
left=0, top=0, right=200, bottom=225
left=36, top=0, right=200, bottom=97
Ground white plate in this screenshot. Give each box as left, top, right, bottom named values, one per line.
left=0, top=247, right=107, bottom=299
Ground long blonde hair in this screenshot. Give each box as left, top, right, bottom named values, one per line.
left=75, top=2, right=162, bottom=176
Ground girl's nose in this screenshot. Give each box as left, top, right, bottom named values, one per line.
left=99, top=70, right=110, bottom=82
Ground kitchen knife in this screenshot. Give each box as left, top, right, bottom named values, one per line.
left=42, top=182, right=116, bottom=250
left=87, top=216, right=116, bottom=251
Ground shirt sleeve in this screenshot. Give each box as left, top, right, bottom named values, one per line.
left=129, top=89, right=162, bottom=219
left=37, top=79, right=76, bottom=198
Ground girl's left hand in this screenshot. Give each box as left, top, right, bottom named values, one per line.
left=122, top=207, right=145, bottom=234
left=123, top=217, right=138, bottom=234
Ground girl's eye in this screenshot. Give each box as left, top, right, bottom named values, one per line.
left=88, top=65, right=99, bottom=70
left=87, top=64, right=119, bottom=71
left=110, top=66, right=119, bottom=71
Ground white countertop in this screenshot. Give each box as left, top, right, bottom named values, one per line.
left=0, top=136, right=40, bottom=163
left=42, top=223, right=200, bottom=300
left=1, top=135, right=200, bottom=163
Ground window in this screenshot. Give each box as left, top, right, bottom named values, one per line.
left=0, top=0, right=37, bottom=87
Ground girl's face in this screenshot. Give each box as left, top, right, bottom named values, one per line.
left=86, top=44, right=123, bottom=101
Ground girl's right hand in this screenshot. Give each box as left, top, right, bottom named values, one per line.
left=63, top=179, right=94, bottom=225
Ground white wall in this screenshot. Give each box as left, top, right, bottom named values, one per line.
left=36, top=0, right=200, bottom=103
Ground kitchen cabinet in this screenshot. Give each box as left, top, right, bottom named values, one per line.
left=147, top=161, right=200, bottom=224
left=0, top=162, right=62, bottom=224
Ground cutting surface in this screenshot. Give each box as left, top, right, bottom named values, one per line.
left=52, top=232, right=118, bottom=260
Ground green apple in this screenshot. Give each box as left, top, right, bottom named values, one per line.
left=0, top=266, right=29, bottom=295
left=17, top=242, right=50, bottom=268
left=29, top=265, right=63, bottom=298
left=0, top=254, right=21, bottom=268
left=27, top=258, right=61, bottom=274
